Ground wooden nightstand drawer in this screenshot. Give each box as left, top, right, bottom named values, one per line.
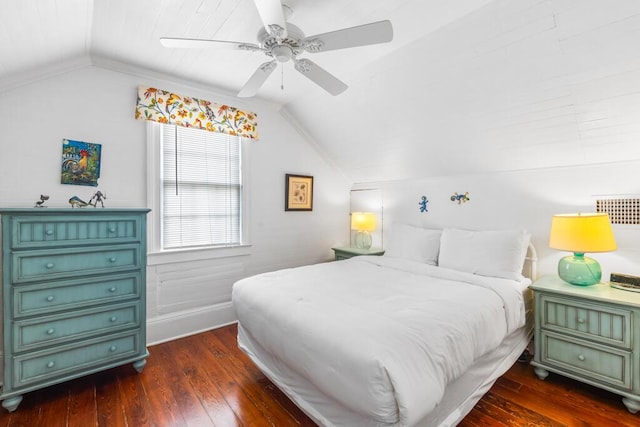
left=13, top=302, right=140, bottom=352
left=335, top=252, right=352, bottom=261
left=13, top=332, right=141, bottom=388
left=12, top=273, right=140, bottom=318
left=540, top=331, right=632, bottom=390
left=539, top=294, right=632, bottom=349
left=12, top=245, right=141, bottom=283
left=331, top=246, right=385, bottom=260
left=531, top=275, right=640, bottom=413
left=9, top=215, right=142, bottom=248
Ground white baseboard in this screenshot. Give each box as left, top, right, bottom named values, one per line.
left=146, top=302, right=237, bottom=346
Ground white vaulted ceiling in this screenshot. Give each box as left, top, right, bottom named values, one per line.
left=2, top=0, right=640, bottom=183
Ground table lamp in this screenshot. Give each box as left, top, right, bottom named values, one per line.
left=351, top=212, right=376, bottom=249
left=549, top=213, right=617, bottom=286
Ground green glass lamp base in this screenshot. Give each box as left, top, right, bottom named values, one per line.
left=354, top=231, right=372, bottom=249
left=558, top=253, right=602, bottom=286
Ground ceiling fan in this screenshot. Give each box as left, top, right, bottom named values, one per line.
left=160, top=0, right=393, bottom=97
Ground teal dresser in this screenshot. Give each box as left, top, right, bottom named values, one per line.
left=0, top=208, right=150, bottom=412
left=531, top=275, right=640, bottom=414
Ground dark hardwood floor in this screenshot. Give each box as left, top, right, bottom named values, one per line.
left=0, top=324, right=637, bottom=426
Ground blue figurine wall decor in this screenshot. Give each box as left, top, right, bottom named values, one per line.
left=419, top=195, right=429, bottom=212
left=450, top=192, right=470, bottom=204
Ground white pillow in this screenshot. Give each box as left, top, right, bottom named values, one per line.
left=384, top=223, right=442, bottom=265
left=438, top=228, right=531, bottom=280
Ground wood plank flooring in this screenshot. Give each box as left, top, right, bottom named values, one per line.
left=0, top=323, right=637, bottom=426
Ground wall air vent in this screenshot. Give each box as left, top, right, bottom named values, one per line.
left=596, top=197, right=640, bottom=225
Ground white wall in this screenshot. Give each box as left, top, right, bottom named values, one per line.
left=0, top=64, right=351, bottom=344
left=288, top=0, right=640, bottom=183
left=354, top=160, right=640, bottom=281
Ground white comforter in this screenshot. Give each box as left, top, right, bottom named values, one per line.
left=232, top=256, right=527, bottom=426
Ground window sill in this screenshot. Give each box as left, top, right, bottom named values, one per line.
left=147, top=244, right=252, bottom=266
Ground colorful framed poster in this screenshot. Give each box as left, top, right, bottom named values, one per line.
left=285, top=174, right=314, bottom=211
left=61, top=139, right=102, bottom=186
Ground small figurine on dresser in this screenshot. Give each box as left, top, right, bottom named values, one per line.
left=34, top=195, right=49, bottom=208
left=90, top=190, right=106, bottom=207
left=68, top=196, right=90, bottom=208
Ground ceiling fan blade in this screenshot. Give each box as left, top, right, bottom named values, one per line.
left=294, top=59, right=347, bottom=96
left=160, top=37, right=262, bottom=52
left=253, top=0, right=288, bottom=39
left=238, top=60, right=278, bottom=97
left=303, top=20, right=393, bottom=53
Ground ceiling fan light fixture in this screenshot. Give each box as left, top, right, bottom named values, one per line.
left=160, top=0, right=393, bottom=97
left=271, top=44, right=293, bottom=62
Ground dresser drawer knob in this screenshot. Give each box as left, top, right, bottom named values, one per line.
left=109, top=287, right=117, bottom=293
left=578, top=354, right=586, bottom=361
left=46, top=328, right=55, bottom=335
left=109, top=345, right=117, bottom=352
left=577, top=318, right=586, bottom=324
left=45, top=230, right=54, bottom=235
left=46, top=296, right=55, bottom=302
left=45, top=263, right=54, bottom=269
left=46, top=361, right=55, bottom=368
left=109, top=257, right=117, bottom=263
left=110, top=316, right=117, bottom=322
left=108, top=227, right=116, bottom=233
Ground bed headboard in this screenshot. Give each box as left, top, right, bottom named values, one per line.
left=522, top=242, right=538, bottom=281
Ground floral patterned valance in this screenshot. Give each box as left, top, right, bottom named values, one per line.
left=135, top=86, right=258, bottom=140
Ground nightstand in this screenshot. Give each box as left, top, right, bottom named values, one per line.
left=331, top=246, right=385, bottom=261
left=530, top=275, right=640, bottom=414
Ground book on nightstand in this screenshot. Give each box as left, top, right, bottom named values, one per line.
left=609, top=272, right=640, bottom=292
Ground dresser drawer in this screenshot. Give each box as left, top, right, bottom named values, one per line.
left=13, top=302, right=140, bottom=352
left=540, top=331, right=632, bottom=390
left=538, top=294, right=632, bottom=349
left=11, top=245, right=141, bottom=283
left=9, top=215, right=142, bottom=249
left=12, top=332, right=142, bottom=388
left=12, top=273, right=140, bottom=318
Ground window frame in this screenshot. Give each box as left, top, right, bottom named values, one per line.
left=146, top=122, right=251, bottom=265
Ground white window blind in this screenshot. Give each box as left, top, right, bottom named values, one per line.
left=161, top=124, right=242, bottom=249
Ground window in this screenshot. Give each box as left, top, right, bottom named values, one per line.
left=160, top=124, right=242, bottom=249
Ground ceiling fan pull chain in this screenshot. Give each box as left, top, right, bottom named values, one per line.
left=281, top=65, right=284, bottom=90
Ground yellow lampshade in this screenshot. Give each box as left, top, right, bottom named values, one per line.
left=549, top=213, right=617, bottom=253
left=351, top=212, right=376, bottom=232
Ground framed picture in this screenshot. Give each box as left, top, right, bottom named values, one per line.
left=285, top=174, right=314, bottom=211
left=61, top=139, right=102, bottom=186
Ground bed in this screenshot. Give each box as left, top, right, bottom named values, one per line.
left=232, top=225, right=537, bottom=426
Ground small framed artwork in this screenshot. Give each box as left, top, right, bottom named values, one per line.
left=285, top=174, right=314, bottom=211
left=61, top=139, right=102, bottom=186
